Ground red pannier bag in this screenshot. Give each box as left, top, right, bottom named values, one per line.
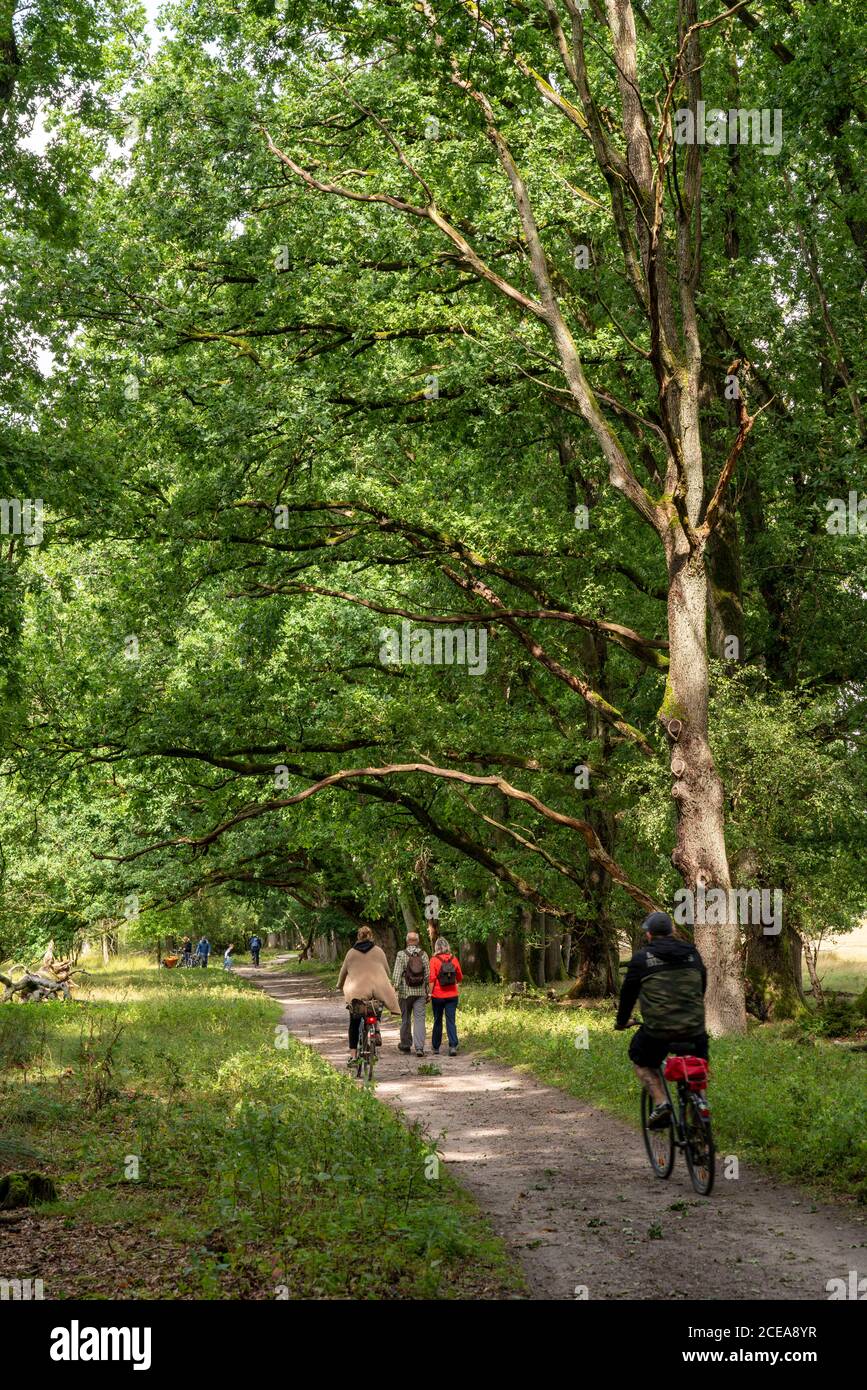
left=664, top=1055, right=709, bottom=1091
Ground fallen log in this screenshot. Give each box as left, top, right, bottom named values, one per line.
left=1, top=971, right=75, bottom=1003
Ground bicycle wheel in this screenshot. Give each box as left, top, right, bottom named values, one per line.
left=360, top=1021, right=378, bottom=1084
left=355, top=1021, right=367, bottom=1080
left=683, top=1091, right=715, bottom=1196
left=641, top=1083, right=674, bottom=1178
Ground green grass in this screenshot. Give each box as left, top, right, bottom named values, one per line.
left=810, top=950, right=867, bottom=997
left=282, top=956, right=340, bottom=983
left=0, top=955, right=521, bottom=1299
left=457, top=984, right=867, bottom=1202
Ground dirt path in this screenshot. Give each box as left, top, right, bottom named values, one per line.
left=241, top=962, right=866, bottom=1301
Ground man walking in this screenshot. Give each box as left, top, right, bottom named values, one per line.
left=392, top=931, right=430, bottom=1057
left=195, top=936, right=211, bottom=969
left=249, top=933, right=262, bottom=966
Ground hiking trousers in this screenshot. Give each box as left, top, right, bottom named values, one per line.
left=400, top=995, right=427, bottom=1051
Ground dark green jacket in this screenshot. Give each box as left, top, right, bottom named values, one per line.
left=616, top=937, right=707, bottom=1037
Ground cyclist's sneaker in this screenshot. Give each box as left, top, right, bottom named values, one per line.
left=647, top=1100, right=672, bottom=1129
left=373, top=1027, right=382, bottom=1046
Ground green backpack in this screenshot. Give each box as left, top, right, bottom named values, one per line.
left=639, top=953, right=705, bottom=1036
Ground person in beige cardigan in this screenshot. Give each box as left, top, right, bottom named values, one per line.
left=337, top=926, right=400, bottom=1061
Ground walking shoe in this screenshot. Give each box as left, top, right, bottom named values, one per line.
left=647, top=1101, right=673, bottom=1130
left=448, top=1047, right=457, bottom=1056
left=432, top=1049, right=440, bottom=1055
left=398, top=1045, right=412, bottom=1053
left=416, top=1049, right=425, bottom=1057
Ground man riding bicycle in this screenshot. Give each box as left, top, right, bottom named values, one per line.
left=614, top=910, right=708, bottom=1130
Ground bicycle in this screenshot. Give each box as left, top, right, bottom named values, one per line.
left=349, top=997, right=383, bottom=1084
left=633, top=1028, right=715, bottom=1196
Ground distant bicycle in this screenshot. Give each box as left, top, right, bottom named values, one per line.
left=348, top=997, right=383, bottom=1084
left=640, top=1047, right=715, bottom=1196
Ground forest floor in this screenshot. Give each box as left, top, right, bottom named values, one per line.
left=243, top=959, right=867, bottom=1301
left=0, top=958, right=519, bottom=1299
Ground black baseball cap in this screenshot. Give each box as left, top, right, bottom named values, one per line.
left=641, top=911, right=673, bottom=936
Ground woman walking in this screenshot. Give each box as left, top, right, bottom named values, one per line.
left=429, top=936, right=463, bottom=1056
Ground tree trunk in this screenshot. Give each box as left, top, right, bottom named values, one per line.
left=398, top=887, right=423, bottom=935
left=545, top=916, right=567, bottom=982
left=372, top=920, right=398, bottom=966
left=663, top=532, right=747, bottom=1035
left=567, top=918, right=619, bottom=997
left=313, top=932, right=337, bottom=962
left=564, top=632, right=619, bottom=1001
left=460, top=937, right=499, bottom=982
left=485, top=933, right=500, bottom=977
left=798, top=931, right=825, bottom=1006
left=501, top=907, right=532, bottom=984
left=528, top=910, right=547, bottom=986
left=745, top=915, right=807, bottom=1020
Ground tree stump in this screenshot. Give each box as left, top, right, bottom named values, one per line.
left=0, top=1172, right=57, bottom=1209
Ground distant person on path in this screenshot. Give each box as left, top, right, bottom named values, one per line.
left=614, top=911, right=708, bottom=1131
left=430, top=937, right=463, bottom=1056
left=180, top=936, right=193, bottom=966
left=392, top=931, right=430, bottom=1056
left=337, top=926, right=400, bottom=1064
left=223, top=944, right=235, bottom=972
left=195, top=936, right=211, bottom=968
left=249, top=934, right=262, bottom=966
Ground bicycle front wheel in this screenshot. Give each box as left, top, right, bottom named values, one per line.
left=684, top=1092, right=715, bottom=1196
left=641, top=1085, right=674, bottom=1179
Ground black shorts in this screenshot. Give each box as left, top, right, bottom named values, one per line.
left=628, top=1026, right=709, bottom=1070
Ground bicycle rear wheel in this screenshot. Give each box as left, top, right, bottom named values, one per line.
left=641, top=1083, right=674, bottom=1178
left=683, top=1091, right=715, bottom=1196
left=356, top=1021, right=376, bottom=1084
left=355, top=1021, right=368, bottom=1080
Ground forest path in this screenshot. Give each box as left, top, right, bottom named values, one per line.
left=239, top=961, right=866, bottom=1301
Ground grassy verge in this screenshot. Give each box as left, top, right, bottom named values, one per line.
left=457, top=985, right=867, bottom=1202
left=0, top=956, right=521, bottom=1299
left=280, top=956, right=340, bottom=985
